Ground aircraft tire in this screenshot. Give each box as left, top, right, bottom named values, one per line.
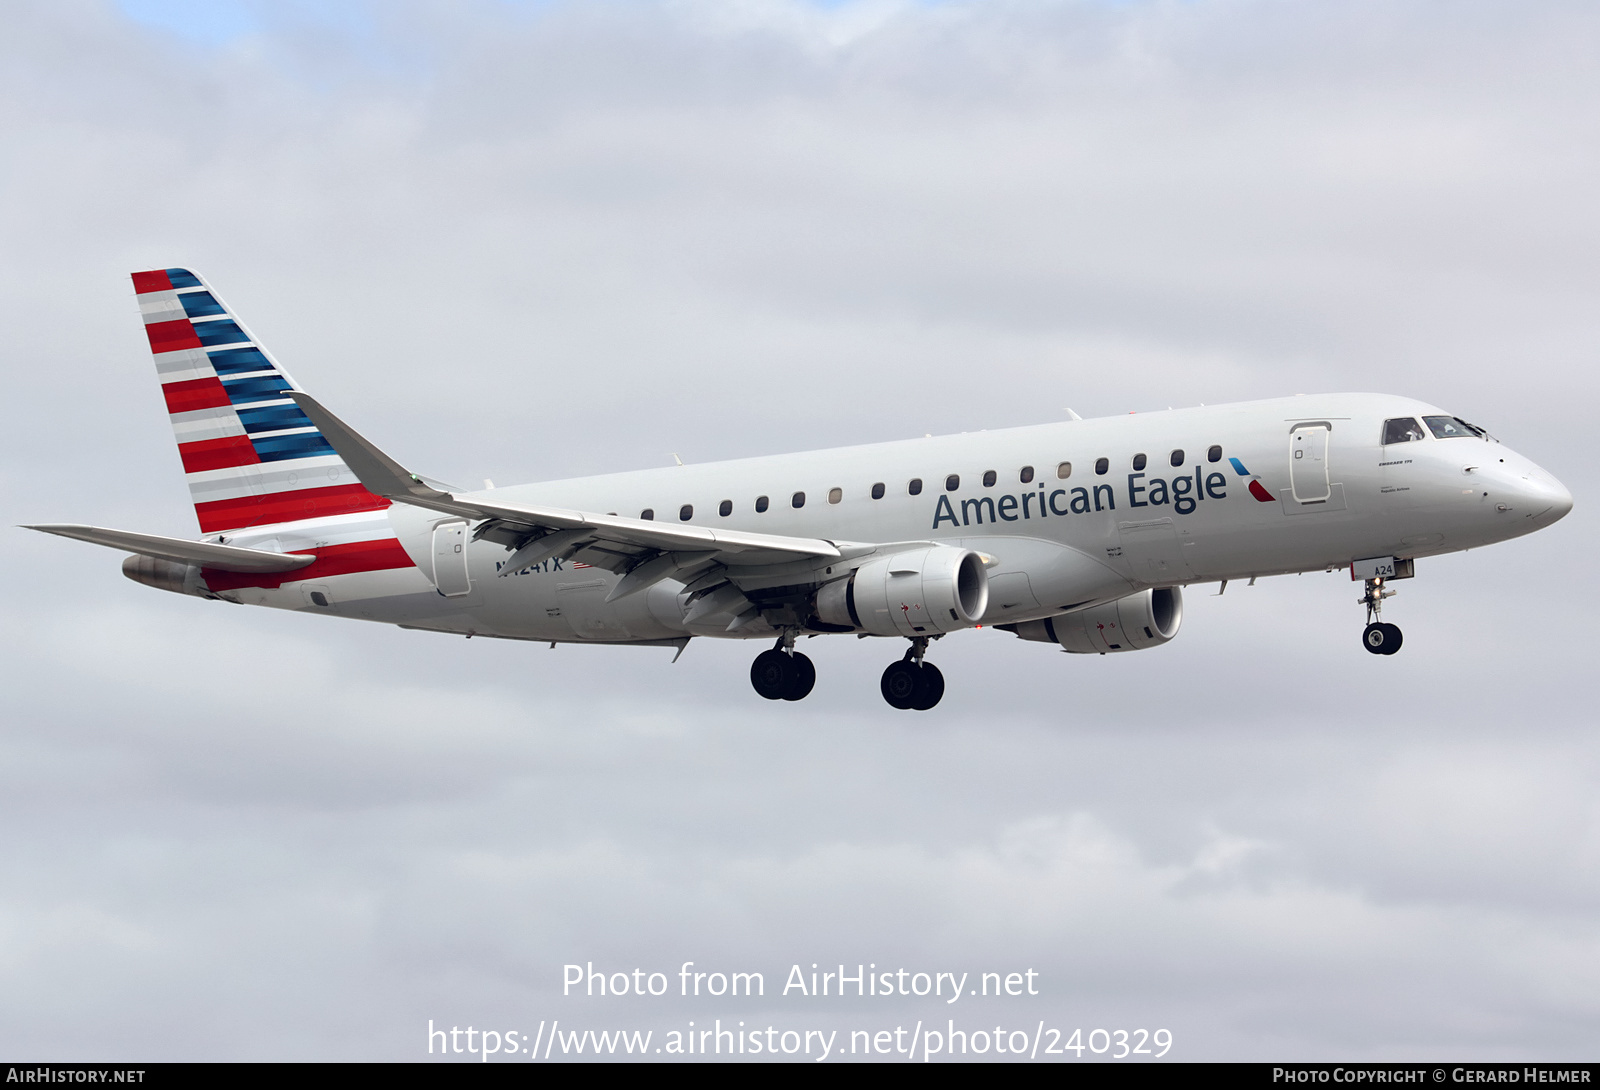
left=783, top=652, right=816, bottom=701
left=1363, top=622, right=1395, bottom=655
left=881, top=660, right=920, bottom=710
left=1379, top=623, right=1403, bottom=655
left=751, top=649, right=796, bottom=700
left=910, top=662, right=944, bottom=711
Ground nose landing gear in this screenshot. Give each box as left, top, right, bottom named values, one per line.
left=880, top=638, right=945, bottom=711
left=1360, top=577, right=1403, bottom=656
left=750, top=633, right=816, bottom=701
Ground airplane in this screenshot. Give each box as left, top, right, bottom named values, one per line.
left=26, top=268, right=1574, bottom=711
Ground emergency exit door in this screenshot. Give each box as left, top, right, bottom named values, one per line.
left=431, top=521, right=472, bottom=597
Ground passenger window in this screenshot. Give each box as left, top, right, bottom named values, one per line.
left=908, top=478, right=923, bottom=496
left=1383, top=417, right=1426, bottom=444
left=1207, top=445, right=1222, bottom=463
left=640, top=508, right=654, bottom=520
left=1094, top=458, right=1108, bottom=475
left=1057, top=462, right=1071, bottom=479
left=871, top=482, right=886, bottom=499
left=1132, top=453, right=1147, bottom=471
left=982, top=470, right=997, bottom=487
left=755, top=496, right=769, bottom=513
left=1020, top=466, right=1035, bottom=484
left=1170, top=449, right=1185, bottom=467
left=792, top=491, right=805, bottom=508
left=945, top=474, right=960, bottom=491
left=718, top=499, right=732, bottom=517
left=679, top=504, right=693, bottom=521
left=828, top=487, right=842, bottom=504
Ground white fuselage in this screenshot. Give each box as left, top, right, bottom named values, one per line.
left=203, top=393, right=1572, bottom=646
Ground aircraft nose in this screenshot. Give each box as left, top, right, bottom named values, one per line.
left=1516, top=469, right=1573, bottom=526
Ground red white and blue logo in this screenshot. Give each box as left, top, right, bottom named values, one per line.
left=1229, top=457, right=1277, bottom=503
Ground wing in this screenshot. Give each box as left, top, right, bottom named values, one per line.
left=289, top=393, right=856, bottom=602
left=23, top=524, right=316, bottom=573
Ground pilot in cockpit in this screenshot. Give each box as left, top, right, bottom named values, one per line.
left=1383, top=417, right=1427, bottom=444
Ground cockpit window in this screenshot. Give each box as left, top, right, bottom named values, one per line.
left=1382, top=417, right=1426, bottom=444
left=1423, top=415, right=1484, bottom=439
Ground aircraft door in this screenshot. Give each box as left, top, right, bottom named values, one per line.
left=431, top=521, right=472, bottom=597
left=1290, top=424, right=1332, bottom=503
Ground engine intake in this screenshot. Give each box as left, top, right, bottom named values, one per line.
left=1002, top=587, right=1182, bottom=653
left=814, top=546, right=989, bottom=637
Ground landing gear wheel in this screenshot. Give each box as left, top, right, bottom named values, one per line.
left=782, top=652, right=816, bottom=701
left=751, top=649, right=796, bottom=700
left=881, top=660, right=944, bottom=710
left=751, top=649, right=816, bottom=701
left=1362, top=622, right=1403, bottom=656
left=881, top=660, right=921, bottom=710
left=1378, top=622, right=1402, bottom=655
left=909, top=662, right=944, bottom=711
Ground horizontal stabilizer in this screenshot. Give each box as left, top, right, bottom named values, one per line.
left=24, top=524, right=316, bottom=573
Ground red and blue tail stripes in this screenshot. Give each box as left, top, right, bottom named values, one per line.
left=132, top=268, right=415, bottom=585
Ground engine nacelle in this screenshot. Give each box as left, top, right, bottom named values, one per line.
left=121, top=554, right=211, bottom=598
left=1002, top=586, right=1183, bottom=653
left=814, top=546, right=989, bottom=637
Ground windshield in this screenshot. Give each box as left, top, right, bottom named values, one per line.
left=1423, top=415, right=1485, bottom=439
left=1382, top=417, right=1426, bottom=444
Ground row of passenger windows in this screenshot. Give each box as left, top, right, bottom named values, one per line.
left=638, top=445, right=1227, bottom=521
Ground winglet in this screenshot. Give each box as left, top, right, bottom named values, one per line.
left=288, top=393, right=452, bottom=506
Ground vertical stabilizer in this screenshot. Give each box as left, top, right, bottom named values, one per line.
left=130, top=268, right=417, bottom=593
left=132, top=268, right=392, bottom=536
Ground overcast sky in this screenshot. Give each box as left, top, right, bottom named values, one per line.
left=2, top=0, right=1597, bottom=1062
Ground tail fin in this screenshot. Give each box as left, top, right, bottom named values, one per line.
left=131, top=268, right=392, bottom=536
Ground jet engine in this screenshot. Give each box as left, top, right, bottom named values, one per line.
left=813, top=546, right=989, bottom=637
left=1001, top=587, right=1183, bottom=653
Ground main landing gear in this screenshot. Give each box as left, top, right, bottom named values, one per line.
left=1360, top=576, right=1403, bottom=656
left=747, top=633, right=947, bottom=709
left=880, top=638, right=944, bottom=711
left=750, top=634, right=815, bottom=701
